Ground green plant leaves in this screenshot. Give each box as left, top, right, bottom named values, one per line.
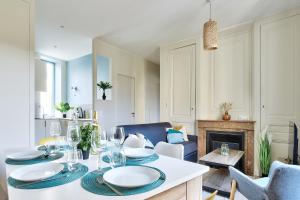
left=259, top=133, right=271, bottom=175
left=77, top=124, right=94, bottom=151
left=97, top=81, right=112, bottom=91
left=55, top=102, right=73, bottom=113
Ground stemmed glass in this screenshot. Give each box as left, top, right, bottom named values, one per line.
left=109, top=127, right=125, bottom=146
left=67, top=120, right=80, bottom=170
left=49, top=121, right=61, bottom=153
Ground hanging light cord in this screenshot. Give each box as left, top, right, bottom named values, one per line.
left=209, top=0, right=212, bottom=20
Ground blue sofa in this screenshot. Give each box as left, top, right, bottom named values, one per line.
left=118, top=122, right=198, bottom=162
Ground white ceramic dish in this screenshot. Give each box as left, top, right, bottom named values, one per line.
left=103, top=166, right=160, bottom=188
left=10, top=162, right=64, bottom=182
left=7, top=150, right=44, bottom=161
left=124, top=148, right=155, bottom=158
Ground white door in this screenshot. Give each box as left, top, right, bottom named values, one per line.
left=168, top=44, right=196, bottom=133
left=116, top=74, right=135, bottom=125
left=260, top=14, right=300, bottom=160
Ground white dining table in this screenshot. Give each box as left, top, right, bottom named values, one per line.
left=5, top=151, right=209, bottom=200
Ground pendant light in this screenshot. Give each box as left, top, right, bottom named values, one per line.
left=203, top=0, right=218, bottom=50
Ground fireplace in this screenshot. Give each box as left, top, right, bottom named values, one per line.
left=198, top=120, right=255, bottom=175
left=206, top=131, right=245, bottom=172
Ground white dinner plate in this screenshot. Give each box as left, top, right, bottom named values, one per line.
left=10, top=162, right=64, bottom=182
left=103, top=166, right=160, bottom=188
left=124, top=148, right=155, bottom=158
left=7, top=150, right=44, bottom=161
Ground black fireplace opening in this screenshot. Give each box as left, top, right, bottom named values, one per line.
left=206, top=131, right=245, bottom=172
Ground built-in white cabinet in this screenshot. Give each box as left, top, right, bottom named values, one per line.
left=160, top=44, right=196, bottom=134
left=256, top=13, right=300, bottom=160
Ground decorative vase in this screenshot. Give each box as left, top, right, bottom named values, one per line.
left=62, top=113, right=67, bottom=118
left=82, top=149, right=90, bottom=160
left=223, top=111, right=231, bottom=121
left=102, top=90, right=106, bottom=100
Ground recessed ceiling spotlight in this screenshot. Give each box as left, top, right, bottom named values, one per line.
left=59, top=25, right=64, bottom=29
left=53, top=45, right=57, bottom=48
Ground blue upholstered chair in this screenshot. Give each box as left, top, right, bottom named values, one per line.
left=229, top=161, right=300, bottom=200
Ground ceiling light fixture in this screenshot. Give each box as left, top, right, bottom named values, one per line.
left=203, top=0, right=218, bottom=50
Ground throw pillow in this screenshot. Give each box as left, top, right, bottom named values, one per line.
left=173, top=125, right=189, bottom=141
left=166, top=129, right=185, bottom=144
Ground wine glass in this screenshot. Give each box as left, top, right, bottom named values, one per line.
left=49, top=121, right=61, bottom=153
left=109, top=127, right=125, bottom=146
left=67, top=121, right=80, bottom=169
left=91, top=129, right=107, bottom=153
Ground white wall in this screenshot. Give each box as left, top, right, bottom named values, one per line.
left=93, top=39, right=159, bottom=130
left=160, top=8, right=300, bottom=175
left=0, top=0, right=35, bottom=193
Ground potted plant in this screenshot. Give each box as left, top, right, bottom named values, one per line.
left=97, top=81, right=112, bottom=100
left=55, top=102, right=73, bottom=118
left=259, top=126, right=272, bottom=177
left=77, top=124, right=94, bottom=160
left=220, top=102, right=232, bottom=121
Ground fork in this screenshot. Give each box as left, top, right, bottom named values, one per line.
left=96, top=176, right=123, bottom=196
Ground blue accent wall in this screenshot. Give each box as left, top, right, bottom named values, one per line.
left=67, top=54, right=92, bottom=106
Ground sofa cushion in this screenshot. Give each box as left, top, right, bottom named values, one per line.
left=178, top=141, right=197, bottom=156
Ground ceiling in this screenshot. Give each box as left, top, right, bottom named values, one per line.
left=36, top=0, right=300, bottom=64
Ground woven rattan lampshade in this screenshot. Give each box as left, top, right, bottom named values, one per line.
left=203, top=19, right=218, bottom=50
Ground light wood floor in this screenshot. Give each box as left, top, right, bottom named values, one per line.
left=202, top=190, right=247, bottom=200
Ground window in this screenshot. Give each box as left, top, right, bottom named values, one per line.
left=35, top=59, right=55, bottom=117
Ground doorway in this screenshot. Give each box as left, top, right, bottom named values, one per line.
left=116, top=74, right=135, bottom=125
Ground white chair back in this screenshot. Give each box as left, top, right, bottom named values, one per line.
left=154, top=141, right=184, bottom=160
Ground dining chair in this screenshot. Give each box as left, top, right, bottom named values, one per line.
left=229, top=161, right=300, bottom=200
left=205, top=190, right=218, bottom=200
left=38, top=136, right=64, bottom=145
left=154, top=141, right=184, bottom=160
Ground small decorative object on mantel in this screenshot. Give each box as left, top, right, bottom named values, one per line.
left=55, top=102, right=73, bottom=118
left=97, top=81, right=112, bottom=100
left=259, top=126, right=271, bottom=177
left=221, top=102, right=232, bottom=121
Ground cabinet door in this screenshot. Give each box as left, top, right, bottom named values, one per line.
left=168, top=45, right=196, bottom=133
left=260, top=14, right=300, bottom=160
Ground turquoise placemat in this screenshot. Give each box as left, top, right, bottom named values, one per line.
left=8, top=163, right=88, bottom=189
left=102, top=153, right=159, bottom=165
left=81, top=166, right=166, bottom=196
left=5, top=152, right=64, bottom=165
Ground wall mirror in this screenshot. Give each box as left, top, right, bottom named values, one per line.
left=96, top=55, right=112, bottom=100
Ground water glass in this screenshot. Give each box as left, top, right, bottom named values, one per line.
left=108, top=146, right=126, bottom=168
left=67, top=149, right=83, bottom=170
left=221, top=143, right=229, bottom=156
